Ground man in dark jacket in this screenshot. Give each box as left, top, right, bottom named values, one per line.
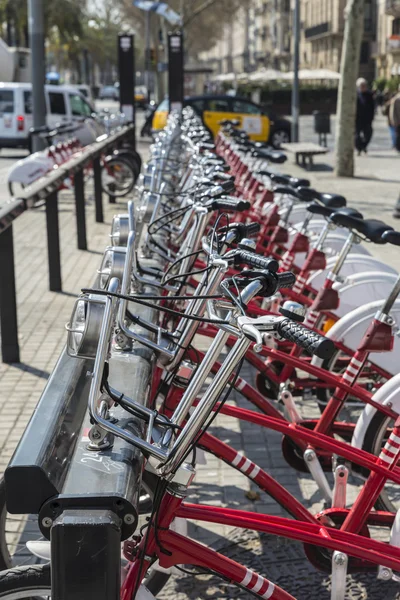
left=355, top=78, right=375, bottom=155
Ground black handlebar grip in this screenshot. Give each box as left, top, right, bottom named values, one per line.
left=243, top=222, right=261, bottom=238
left=276, top=271, right=296, bottom=289
left=276, top=319, right=335, bottom=359
left=211, top=198, right=250, bottom=212
left=220, top=179, right=236, bottom=193
left=236, top=250, right=279, bottom=273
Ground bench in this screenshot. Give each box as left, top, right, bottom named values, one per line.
left=280, top=142, right=329, bottom=170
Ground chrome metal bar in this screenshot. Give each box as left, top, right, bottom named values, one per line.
left=88, top=277, right=167, bottom=461
left=161, top=335, right=252, bottom=475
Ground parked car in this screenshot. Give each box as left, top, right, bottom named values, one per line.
left=99, top=86, right=119, bottom=100
left=0, top=82, right=99, bottom=149
left=135, top=86, right=147, bottom=109
left=75, top=84, right=94, bottom=105
left=152, top=95, right=291, bottom=148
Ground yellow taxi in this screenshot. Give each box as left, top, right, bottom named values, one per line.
left=152, top=95, right=291, bottom=147
left=135, top=86, right=147, bottom=109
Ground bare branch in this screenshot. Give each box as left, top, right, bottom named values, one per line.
left=183, top=0, right=223, bottom=27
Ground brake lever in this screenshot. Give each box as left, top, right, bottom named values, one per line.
left=237, top=314, right=282, bottom=352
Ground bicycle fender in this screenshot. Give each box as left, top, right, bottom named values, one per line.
left=311, top=298, right=400, bottom=376
left=351, top=373, right=400, bottom=450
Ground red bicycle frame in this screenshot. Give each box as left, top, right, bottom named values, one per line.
left=120, top=415, right=400, bottom=599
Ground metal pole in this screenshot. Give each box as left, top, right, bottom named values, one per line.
left=45, top=192, right=62, bottom=292
left=145, top=10, right=151, bottom=103
left=291, top=0, right=300, bottom=143
left=0, top=225, right=20, bottom=363
left=28, top=0, right=47, bottom=152
left=74, top=170, right=87, bottom=250
left=93, top=157, right=104, bottom=223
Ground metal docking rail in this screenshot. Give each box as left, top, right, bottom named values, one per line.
left=4, top=221, right=161, bottom=600
left=0, top=124, right=135, bottom=364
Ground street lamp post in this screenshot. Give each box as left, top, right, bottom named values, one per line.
left=144, top=10, right=151, bottom=102
left=291, top=0, right=300, bottom=143
left=28, top=0, right=46, bottom=152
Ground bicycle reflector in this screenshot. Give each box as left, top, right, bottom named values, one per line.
left=66, top=295, right=106, bottom=359
left=98, top=247, right=126, bottom=290
left=110, top=214, right=129, bottom=246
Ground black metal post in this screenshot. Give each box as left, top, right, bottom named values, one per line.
left=74, top=169, right=87, bottom=250
left=118, top=33, right=136, bottom=149
left=93, top=157, right=104, bottom=223
left=0, top=225, right=20, bottom=363
left=108, top=181, right=116, bottom=204
left=45, top=192, right=62, bottom=291
left=168, top=31, right=184, bottom=112
left=51, top=509, right=121, bottom=600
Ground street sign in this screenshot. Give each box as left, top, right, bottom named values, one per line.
left=133, top=1, right=181, bottom=24
left=118, top=33, right=136, bottom=147
left=168, top=32, right=184, bottom=112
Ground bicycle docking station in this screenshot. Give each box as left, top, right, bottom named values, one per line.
left=4, top=245, right=160, bottom=599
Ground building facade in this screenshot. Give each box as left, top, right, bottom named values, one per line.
left=199, top=0, right=377, bottom=82
left=376, top=0, right=400, bottom=79
left=299, top=0, right=376, bottom=80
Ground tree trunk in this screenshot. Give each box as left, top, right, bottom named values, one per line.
left=335, top=0, right=365, bottom=177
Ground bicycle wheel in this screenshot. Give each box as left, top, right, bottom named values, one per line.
left=315, top=348, right=386, bottom=417
left=101, top=157, right=135, bottom=198
left=0, top=563, right=50, bottom=598
left=0, top=478, right=46, bottom=571
left=361, top=411, right=400, bottom=512
left=0, top=563, right=169, bottom=599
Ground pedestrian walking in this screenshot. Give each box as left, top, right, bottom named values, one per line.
left=355, top=78, right=375, bottom=155
left=389, top=85, right=400, bottom=152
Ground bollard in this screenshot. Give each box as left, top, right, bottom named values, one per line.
left=74, top=169, right=87, bottom=250
left=51, top=509, right=121, bottom=600
left=0, top=224, right=20, bottom=363
left=93, top=157, right=104, bottom=223
left=45, top=191, right=62, bottom=291
left=108, top=181, right=116, bottom=204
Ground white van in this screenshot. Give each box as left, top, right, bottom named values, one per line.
left=0, top=82, right=98, bottom=149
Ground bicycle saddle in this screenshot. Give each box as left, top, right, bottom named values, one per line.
left=296, top=187, right=346, bottom=208
left=330, top=212, right=393, bottom=243
left=381, top=230, right=400, bottom=246
left=306, top=202, right=363, bottom=219
left=258, top=171, right=310, bottom=189
left=252, top=148, right=287, bottom=164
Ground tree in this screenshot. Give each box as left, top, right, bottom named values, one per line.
left=120, top=0, right=243, bottom=60
left=335, top=0, right=365, bottom=177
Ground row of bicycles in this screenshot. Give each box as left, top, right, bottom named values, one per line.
left=2, top=107, right=400, bottom=598
left=7, top=119, right=141, bottom=199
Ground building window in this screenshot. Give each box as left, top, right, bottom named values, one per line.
left=364, top=0, right=373, bottom=33
left=393, top=18, right=400, bottom=36
left=360, top=41, right=370, bottom=64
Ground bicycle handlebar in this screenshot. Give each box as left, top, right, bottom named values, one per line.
left=235, top=250, right=279, bottom=273
left=209, top=197, right=250, bottom=212
left=276, top=319, right=335, bottom=359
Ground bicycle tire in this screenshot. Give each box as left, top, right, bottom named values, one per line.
left=0, top=479, right=10, bottom=572
left=0, top=563, right=170, bottom=599
left=0, top=563, right=50, bottom=598
left=101, top=156, right=135, bottom=198
left=8, top=182, right=25, bottom=199
left=116, top=149, right=141, bottom=179
left=361, top=410, right=399, bottom=512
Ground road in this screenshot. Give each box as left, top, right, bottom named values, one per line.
left=0, top=99, right=146, bottom=204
